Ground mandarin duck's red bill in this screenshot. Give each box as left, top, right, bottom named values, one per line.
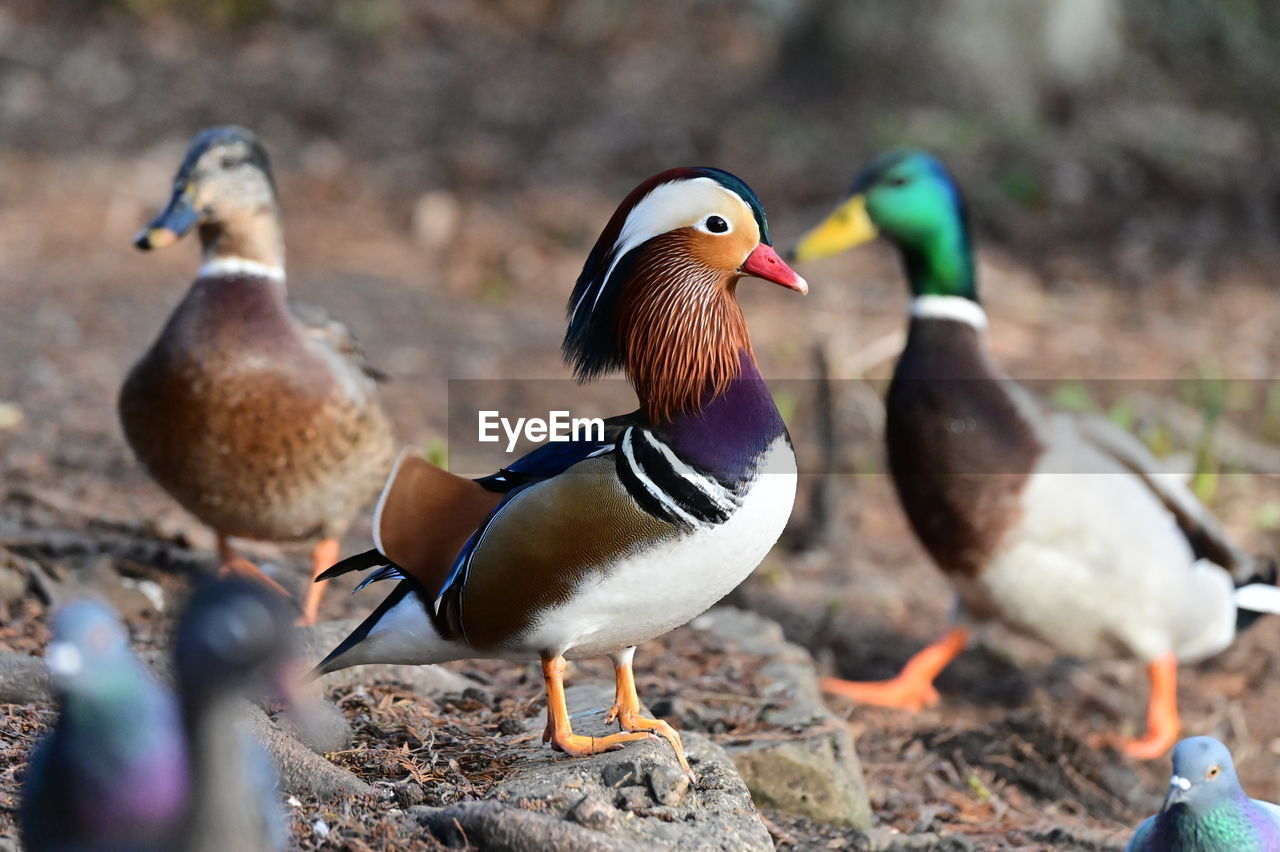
left=314, top=167, right=804, bottom=777
left=793, top=148, right=1280, bottom=760
left=120, top=126, right=394, bottom=625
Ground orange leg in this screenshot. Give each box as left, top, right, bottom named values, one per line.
left=298, top=538, right=340, bottom=626
left=605, top=647, right=694, bottom=781
left=1122, top=653, right=1180, bottom=760
left=215, top=534, right=293, bottom=600
left=540, top=655, right=654, bottom=758
left=821, top=627, right=969, bottom=711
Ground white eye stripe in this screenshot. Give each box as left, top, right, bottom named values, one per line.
left=570, top=176, right=756, bottom=322
left=618, top=177, right=749, bottom=251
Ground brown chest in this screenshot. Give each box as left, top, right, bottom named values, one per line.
left=118, top=276, right=390, bottom=540
left=885, top=320, right=1043, bottom=578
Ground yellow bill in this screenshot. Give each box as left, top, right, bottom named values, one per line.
left=133, top=184, right=200, bottom=252
left=791, top=194, right=878, bottom=262
left=135, top=227, right=182, bottom=250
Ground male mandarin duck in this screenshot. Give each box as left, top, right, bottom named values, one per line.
left=791, top=149, right=1280, bottom=759
left=313, top=168, right=806, bottom=778
left=121, top=126, right=395, bottom=624
left=1127, top=736, right=1280, bottom=851
left=22, top=583, right=295, bottom=852
left=21, top=601, right=189, bottom=852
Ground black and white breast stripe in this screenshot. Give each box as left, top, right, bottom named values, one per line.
left=616, top=427, right=740, bottom=528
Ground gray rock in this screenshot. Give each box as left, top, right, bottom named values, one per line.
left=601, top=758, right=643, bottom=788
left=393, top=780, right=426, bottom=808
left=0, top=650, right=50, bottom=704
left=692, top=608, right=872, bottom=829
left=432, top=681, right=774, bottom=852
left=615, top=786, right=651, bottom=813
left=568, top=792, right=615, bottom=831
left=648, top=764, right=690, bottom=807
left=412, top=801, right=638, bottom=852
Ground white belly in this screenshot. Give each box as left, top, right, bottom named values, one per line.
left=517, top=437, right=797, bottom=659
left=971, top=465, right=1237, bottom=663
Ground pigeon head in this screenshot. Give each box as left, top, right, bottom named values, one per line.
left=1163, top=736, right=1244, bottom=814
left=174, top=578, right=297, bottom=706
left=45, top=600, right=142, bottom=698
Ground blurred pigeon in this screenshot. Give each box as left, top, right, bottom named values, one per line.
left=173, top=578, right=298, bottom=852
left=1127, top=736, right=1280, bottom=851
left=20, top=600, right=188, bottom=852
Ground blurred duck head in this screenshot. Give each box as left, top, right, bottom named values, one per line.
left=134, top=126, right=282, bottom=267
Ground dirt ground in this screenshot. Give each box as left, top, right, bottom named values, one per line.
left=4, top=147, right=1280, bottom=851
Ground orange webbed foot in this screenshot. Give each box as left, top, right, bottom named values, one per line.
left=548, top=729, right=656, bottom=757
left=821, top=675, right=940, bottom=711
left=605, top=648, right=695, bottom=781
left=612, top=708, right=694, bottom=782
left=821, top=626, right=968, bottom=712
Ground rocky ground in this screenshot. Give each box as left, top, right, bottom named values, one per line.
left=7, top=4, right=1280, bottom=848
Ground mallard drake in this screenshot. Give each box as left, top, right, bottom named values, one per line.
left=313, top=168, right=806, bottom=778
left=1127, top=736, right=1280, bottom=851
left=121, top=126, right=395, bottom=625
left=21, top=600, right=189, bottom=852
left=791, top=149, right=1280, bottom=759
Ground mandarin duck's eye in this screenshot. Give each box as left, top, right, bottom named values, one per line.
left=704, top=215, right=729, bottom=234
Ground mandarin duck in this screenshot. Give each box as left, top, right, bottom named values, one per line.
left=313, top=168, right=806, bottom=778
left=121, top=126, right=395, bottom=624
left=21, top=601, right=188, bottom=852
left=1128, top=736, right=1280, bottom=851
left=791, top=149, right=1280, bottom=759
left=172, top=578, right=295, bottom=852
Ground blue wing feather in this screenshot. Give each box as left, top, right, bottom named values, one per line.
left=476, top=437, right=615, bottom=491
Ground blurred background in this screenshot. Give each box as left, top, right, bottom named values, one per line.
left=7, top=0, right=1280, bottom=274
left=5, top=1, right=1280, bottom=847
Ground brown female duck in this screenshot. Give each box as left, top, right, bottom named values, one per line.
left=121, top=126, right=394, bottom=624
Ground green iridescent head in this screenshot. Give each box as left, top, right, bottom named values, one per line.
left=792, top=149, right=976, bottom=300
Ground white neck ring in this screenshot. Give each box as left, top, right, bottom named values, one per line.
left=910, top=295, right=987, bottom=329
left=199, top=257, right=286, bottom=282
